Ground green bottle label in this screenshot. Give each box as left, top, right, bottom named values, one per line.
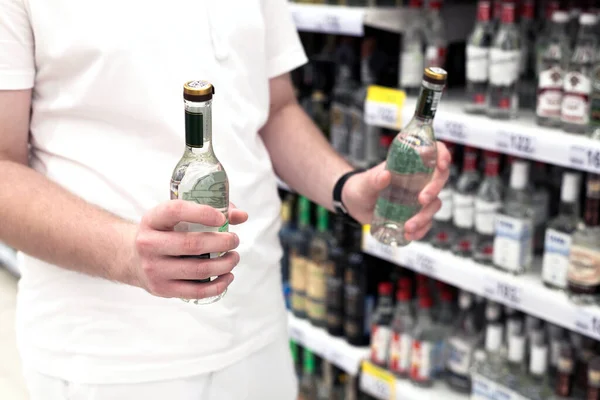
left=316, top=206, right=329, bottom=233
left=185, top=111, right=204, bottom=148
left=181, top=170, right=227, bottom=209
left=303, top=349, right=315, bottom=373
left=387, top=136, right=435, bottom=175
left=375, top=197, right=420, bottom=223
left=298, top=196, right=311, bottom=227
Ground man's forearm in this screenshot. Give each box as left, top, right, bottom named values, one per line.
left=0, top=160, right=139, bottom=285
left=261, top=102, right=353, bottom=211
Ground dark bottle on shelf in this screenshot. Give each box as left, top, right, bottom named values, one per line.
left=532, top=162, right=551, bottom=256
left=553, top=342, right=575, bottom=399
left=290, top=196, right=313, bottom=319
left=588, top=357, right=600, bottom=400
left=326, top=215, right=349, bottom=337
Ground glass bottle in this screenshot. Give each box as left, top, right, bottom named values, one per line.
left=279, top=194, right=296, bottom=310
left=561, top=13, right=598, bottom=134
left=535, top=1, right=562, bottom=76
left=587, top=357, right=600, bottom=400
left=465, top=0, right=494, bottom=114
left=170, top=80, right=230, bottom=305
left=344, top=224, right=370, bottom=347
left=371, top=67, right=447, bottom=247
left=532, top=162, right=551, bottom=255
left=542, top=171, right=582, bottom=290
left=326, top=214, right=348, bottom=337
left=300, top=349, right=318, bottom=400
left=430, top=141, right=458, bottom=249
left=536, top=11, right=570, bottom=127
left=547, top=324, right=567, bottom=380
left=452, top=147, right=480, bottom=257
left=487, top=0, right=521, bottom=119
left=388, top=278, right=415, bottom=378
left=481, top=317, right=505, bottom=382
left=307, top=206, right=334, bottom=328
left=567, top=173, right=600, bottom=304
left=473, top=151, right=503, bottom=265
left=399, top=0, right=426, bottom=96
left=370, top=282, right=394, bottom=366
left=409, top=294, right=437, bottom=387
left=493, top=160, right=534, bottom=275
left=434, top=287, right=454, bottom=379
left=290, top=196, right=313, bottom=319
left=550, top=342, right=575, bottom=400
left=523, top=334, right=553, bottom=400
left=424, top=0, right=447, bottom=70
left=501, top=325, right=527, bottom=391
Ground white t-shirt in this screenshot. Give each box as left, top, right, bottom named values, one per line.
left=1, top=0, right=308, bottom=384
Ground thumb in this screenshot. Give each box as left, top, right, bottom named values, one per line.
left=364, top=163, right=390, bottom=193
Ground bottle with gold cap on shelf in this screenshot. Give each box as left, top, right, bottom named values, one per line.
left=170, top=80, right=230, bottom=305
left=371, top=67, right=447, bottom=247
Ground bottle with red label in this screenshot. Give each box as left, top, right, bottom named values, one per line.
left=474, top=151, right=503, bottom=265
left=409, top=288, right=437, bottom=387
left=424, top=0, right=447, bottom=70
left=388, top=278, right=415, bottom=378
left=536, top=10, right=570, bottom=128
left=465, top=0, right=494, bottom=114
left=487, top=0, right=521, bottom=119
left=369, top=282, right=394, bottom=367
left=561, top=13, right=597, bottom=134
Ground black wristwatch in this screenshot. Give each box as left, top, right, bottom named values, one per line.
left=332, top=169, right=365, bottom=215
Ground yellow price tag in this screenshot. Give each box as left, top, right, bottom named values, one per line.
left=360, top=360, right=396, bottom=400
left=365, top=86, right=406, bottom=129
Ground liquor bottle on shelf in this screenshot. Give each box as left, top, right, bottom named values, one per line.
left=542, top=171, right=581, bottom=291
left=279, top=194, right=296, bottom=310
left=561, top=13, right=597, bottom=135
left=307, top=206, right=334, bottom=328
left=409, top=290, right=437, bottom=387
left=590, top=56, right=600, bottom=139
left=424, top=0, right=447, bottom=70
left=567, top=173, right=600, bottom=305
left=518, top=0, right=537, bottom=110
left=399, top=0, right=426, bottom=96
left=493, top=159, right=534, bottom=275
left=388, top=277, right=415, bottom=378
left=535, top=0, right=562, bottom=76
left=490, top=0, right=502, bottom=35
left=536, top=10, right=571, bottom=128
left=473, top=151, right=503, bottom=265
left=300, top=348, right=318, bottom=400
left=547, top=324, right=567, bottom=379
left=523, top=333, right=553, bottom=400
left=326, top=214, right=348, bottom=337
left=370, top=67, right=447, bottom=247
left=481, top=314, right=505, bottom=382
left=434, top=285, right=455, bottom=378
left=290, top=196, right=313, bottom=319
left=452, top=146, right=480, bottom=258
left=290, top=340, right=302, bottom=381
left=567, top=4, right=583, bottom=48
left=487, top=0, right=521, bottom=119
left=330, top=37, right=358, bottom=162
left=465, top=0, right=494, bottom=115
left=370, top=282, right=394, bottom=367
left=532, top=162, right=551, bottom=255
left=430, top=141, right=457, bottom=249
left=170, top=80, right=230, bottom=306
left=549, top=342, right=575, bottom=400
left=587, top=357, right=600, bottom=400
left=571, top=332, right=597, bottom=393
left=500, top=324, right=527, bottom=391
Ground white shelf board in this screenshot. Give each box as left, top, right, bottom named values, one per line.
left=393, top=379, right=467, bottom=400
left=363, top=233, right=600, bottom=342
left=395, top=95, right=600, bottom=174
left=288, top=312, right=369, bottom=376
left=0, top=243, right=19, bottom=278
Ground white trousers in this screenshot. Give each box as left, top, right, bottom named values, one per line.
left=23, top=334, right=298, bottom=400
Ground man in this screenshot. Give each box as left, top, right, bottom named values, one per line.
left=0, top=0, right=449, bottom=399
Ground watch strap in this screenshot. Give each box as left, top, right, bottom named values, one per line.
left=333, top=169, right=365, bottom=215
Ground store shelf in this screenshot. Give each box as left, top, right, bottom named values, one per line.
left=360, top=360, right=468, bottom=400
left=362, top=230, right=600, bottom=342
left=288, top=312, right=369, bottom=376
left=0, top=242, right=19, bottom=278
left=393, top=95, right=600, bottom=174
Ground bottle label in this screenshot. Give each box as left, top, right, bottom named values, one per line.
left=389, top=332, right=412, bottom=374
left=306, top=298, right=326, bottom=322
left=561, top=72, right=591, bottom=125
left=508, top=335, right=525, bottom=363
left=568, top=245, right=600, bottom=288
left=415, top=87, right=442, bottom=120
left=453, top=193, right=475, bottom=229
left=475, top=199, right=501, bottom=235
left=466, top=46, right=489, bottom=83
left=330, top=103, right=350, bottom=156
left=290, top=254, right=307, bottom=293
left=536, top=66, right=564, bottom=118
left=446, top=337, right=472, bottom=375
left=349, top=107, right=366, bottom=164
left=400, top=49, right=424, bottom=87
left=370, top=325, right=392, bottom=365
left=426, top=45, right=447, bottom=69
left=306, top=260, right=326, bottom=300
left=489, top=49, right=520, bottom=86
left=410, top=340, right=433, bottom=382
left=493, top=214, right=533, bottom=273
left=434, top=187, right=454, bottom=221
left=530, top=346, right=548, bottom=375
left=542, top=229, right=572, bottom=289
left=326, top=275, right=343, bottom=310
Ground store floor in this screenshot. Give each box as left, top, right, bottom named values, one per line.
left=0, top=268, right=29, bottom=400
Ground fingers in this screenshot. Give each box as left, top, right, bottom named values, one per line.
left=143, top=200, right=226, bottom=231
left=404, top=198, right=442, bottom=235
left=136, top=230, right=240, bottom=257
left=437, top=141, right=452, bottom=171
left=153, top=273, right=235, bottom=300
left=407, top=221, right=433, bottom=242
left=419, top=165, right=450, bottom=205
left=229, top=208, right=248, bottom=225
left=151, top=251, right=240, bottom=281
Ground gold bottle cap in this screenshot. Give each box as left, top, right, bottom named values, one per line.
left=183, top=80, right=215, bottom=102
left=423, top=67, right=447, bottom=85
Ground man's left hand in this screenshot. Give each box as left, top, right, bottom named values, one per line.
left=341, top=141, right=452, bottom=242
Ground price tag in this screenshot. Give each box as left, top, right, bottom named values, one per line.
left=573, top=309, right=600, bottom=341
left=359, top=361, right=396, bottom=400
left=569, top=145, right=600, bottom=173
left=496, top=131, right=537, bottom=155
left=363, top=225, right=396, bottom=262
left=364, top=86, right=406, bottom=129
left=436, top=119, right=468, bottom=142
left=484, top=277, right=522, bottom=307
left=413, top=252, right=437, bottom=277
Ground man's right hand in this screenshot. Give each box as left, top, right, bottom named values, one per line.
left=132, top=200, right=248, bottom=301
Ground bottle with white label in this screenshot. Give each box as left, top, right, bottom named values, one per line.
left=431, top=141, right=458, bottom=249
left=536, top=11, right=570, bottom=128
left=465, top=0, right=494, bottom=114
left=487, top=1, right=521, bottom=120
left=523, top=334, right=553, bottom=400
left=399, top=0, right=426, bottom=96
left=388, top=278, right=415, bottom=378
left=532, top=162, right=551, bottom=256
left=409, top=294, right=437, bottom=387
left=561, top=13, right=597, bottom=134
left=452, top=147, right=481, bottom=257
left=424, top=0, right=447, bottom=71
left=369, top=282, right=394, bottom=367
left=493, top=160, right=534, bottom=275
left=542, top=171, right=581, bottom=291
left=500, top=327, right=527, bottom=391
left=481, top=319, right=505, bottom=382
left=474, top=151, right=503, bottom=265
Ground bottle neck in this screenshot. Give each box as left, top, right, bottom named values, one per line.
left=185, top=99, right=213, bottom=151
left=476, top=1, right=491, bottom=22
left=545, top=1, right=559, bottom=20
left=413, top=81, right=444, bottom=123
left=520, top=1, right=534, bottom=21
left=463, top=150, right=478, bottom=172
left=484, top=156, right=500, bottom=177
left=338, top=64, right=353, bottom=83
left=500, top=2, right=516, bottom=25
